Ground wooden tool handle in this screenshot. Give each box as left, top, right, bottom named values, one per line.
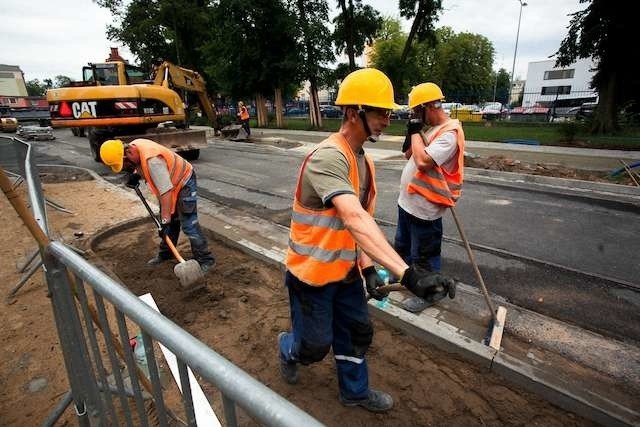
left=164, top=235, right=185, bottom=263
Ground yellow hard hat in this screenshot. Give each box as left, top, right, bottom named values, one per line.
left=408, top=83, right=445, bottom=109
left=335, top=68, right=397, bottom=110
left=100, top=139, right=125, bottom=173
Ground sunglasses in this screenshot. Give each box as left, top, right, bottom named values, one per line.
left=363, top=107, right=392, bottom=119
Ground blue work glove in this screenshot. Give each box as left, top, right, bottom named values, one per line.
left=362, top=266, right=386, bottom=301
left=125, top=173, right=141, bottom=189
left=400, top=265, right=456, bottom=299
left=402, top=119, right=423, bottom=153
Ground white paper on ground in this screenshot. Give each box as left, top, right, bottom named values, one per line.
left=138, top=293, right=221, bottom=427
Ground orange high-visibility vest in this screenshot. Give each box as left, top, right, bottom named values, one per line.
left=239, top=106, right=249, bottom=120
left=132, top=138, right=193, bottom=215
left=286, top=133, right=377, bottom=286
left=407, top=120, right=465, bottom=207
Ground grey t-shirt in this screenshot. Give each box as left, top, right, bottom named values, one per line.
left=299, top=144, right=370, bottom=210
left=147, top=156, right=173, bottom=195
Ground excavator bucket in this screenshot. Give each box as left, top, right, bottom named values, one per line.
left=220, top=124, right=248, bottom=141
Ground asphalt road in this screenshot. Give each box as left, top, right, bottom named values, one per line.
left=3, top=130, right=639, bottom=344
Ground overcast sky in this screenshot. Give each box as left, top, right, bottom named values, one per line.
left=1, top=0, right=582, bottom=83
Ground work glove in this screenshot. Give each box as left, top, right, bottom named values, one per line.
left=158, top=219, right=170, bottom=239
left=125, top=173, right=141, bottom=189
left=400, top=265, right=456, bottom=299
left=362, top=266, right=386, bottom=301
left=402, top=119, right=424, bottom=153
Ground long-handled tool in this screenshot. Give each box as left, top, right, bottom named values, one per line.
left=133, top=186, right=204, bottom=289
left=450, top=206, right=507, bottom=351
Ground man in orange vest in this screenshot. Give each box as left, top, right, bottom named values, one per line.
left=397, top=83, right=465, bottom=313
left=99, top=138, right=215, bottom=272
left=237, top=101, right=250, bottom=137
left=278, top=69, right=456, bottom=412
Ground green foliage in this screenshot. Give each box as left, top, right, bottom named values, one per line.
left=333, top=0, right=382, bottom=69
left=555, top=0, right=639, bottom=134
left=25, top=79, right=50, bottom=96
left=557, top=121, right=581, bottom=142
left=398, top=0, right=443, bottom=64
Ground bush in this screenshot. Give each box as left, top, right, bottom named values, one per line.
left=557, top=121, right=581, bottom=142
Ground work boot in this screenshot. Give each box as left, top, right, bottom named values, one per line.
left=200, top=260, right=216, bottom=274
left=278, top=332, right=298, bottom=384
left=147, top=254, right=171, bottom=266
left=340, top=389, right=394, bottom=413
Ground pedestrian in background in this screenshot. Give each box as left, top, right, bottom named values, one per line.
left=396, top=83, right=465, bottom=312
left=237, top=101, right=251, bottom=137
left=278, top=69, right=456, bottom=413
left=99, top=138, right=216, bottom=273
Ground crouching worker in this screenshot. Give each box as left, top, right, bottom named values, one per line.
left=277, top=69, right=456, bottom=413
left=100, top=138, right=215, bottom=273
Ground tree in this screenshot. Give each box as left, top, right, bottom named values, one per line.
left=398, top=0, right=443, bottom=66
left=493, top=68, right=511, bottom=105
left=290, top=0, right=334, bottom=128
left=555, top=0, right=638, bottom=133
left=333, top=0, right=382, bottom=70
left=53, top=75, right=73, bottom=88
left=25, top=79, right=50, bottom=96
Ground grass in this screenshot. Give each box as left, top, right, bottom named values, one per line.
left=250, top=117, right=640, bottom=150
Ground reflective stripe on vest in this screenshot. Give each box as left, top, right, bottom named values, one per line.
left=133, top=138, right=193, bottom=215
left=407, top=120, right=464, bottom=207
left=286, top=133, right=377, bottom=286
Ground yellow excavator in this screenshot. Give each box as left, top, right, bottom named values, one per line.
left=47, top=59, right=217, bottom=161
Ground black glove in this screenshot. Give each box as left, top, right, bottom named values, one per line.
left=158, top=219, right=170, bottom=239
left=125, top=173, right=141, bottom=189
left=402, top=119, right=423, bottom=152
left=400, top=265, right=456, bottom=299
left=362, top=266, right=386, bottom=301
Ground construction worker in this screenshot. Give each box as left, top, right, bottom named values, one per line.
left=99, top=138, right=215, bottom=272
left=237, top=101, right=250, bottom=137
left=397, top=83, right=465, bottom=312
left=278, top=69, right=456, bottom=413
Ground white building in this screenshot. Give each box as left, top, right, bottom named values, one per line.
left=522, top=58, right=598, bottom=109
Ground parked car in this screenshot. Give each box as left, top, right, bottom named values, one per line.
left=390, top=105, right=410, bottom=120
left=576, top=102, right=597, bottom=120
left=319, top=105, right=342, bottom=118
left=442, top=102, right=462, bottom=116
left=285, top=108, right=308, bottom=116
left=481, top=102, right=507, bottom=120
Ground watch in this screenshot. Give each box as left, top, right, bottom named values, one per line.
left=160, top=218, right=170, bottom=225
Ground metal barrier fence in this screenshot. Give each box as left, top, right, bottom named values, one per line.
left=0, top=136, right=322, bottom=427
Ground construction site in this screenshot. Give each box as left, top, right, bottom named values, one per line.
left=1, top=124, right=639, bottom=426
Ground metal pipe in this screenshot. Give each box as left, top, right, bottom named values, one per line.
left=508, top=0, right=527, bottom=106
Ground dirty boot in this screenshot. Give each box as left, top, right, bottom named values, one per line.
left=147, top=254, right=171, bottom=265
left=278, top=332, right=298, bottom=384
left=340, top=389, right=394, bottom=412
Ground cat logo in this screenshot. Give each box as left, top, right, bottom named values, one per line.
left=71, top=101, right=98, bottom=119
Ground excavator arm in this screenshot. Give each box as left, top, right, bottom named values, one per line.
left=153, top=62, right=218, bottom=128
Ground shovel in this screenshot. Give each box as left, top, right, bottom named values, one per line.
left=133, top=186, right=204, bottom=289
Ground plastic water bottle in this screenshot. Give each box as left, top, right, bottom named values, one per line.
left=375, top=268, right=390, bottom=309
left=133, top=335, right=150, bottom=378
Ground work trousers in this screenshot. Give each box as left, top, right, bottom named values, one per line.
left=279, top=271, right=372, bottom=400
left=158, top=172, right=215, bottom=266
left=394, top=205, right=443, bottom=272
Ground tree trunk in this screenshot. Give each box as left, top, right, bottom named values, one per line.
left=255, top=94, right=267, bottom=128
left=309, top=80, right=322, bottom=128
left=400, top=4, right=425, bottom=66
left=275, top=88, right=284, bottom=128
left=338, top=0, right=356, bottom=70
left=591, top=72, right=617, bottom=134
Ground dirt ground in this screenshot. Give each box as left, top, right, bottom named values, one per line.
left=0, top=171, right=598, bottom=426
left=464, top=155, right=637, bottom=186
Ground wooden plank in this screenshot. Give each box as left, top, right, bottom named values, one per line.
left=489, top=306, right=508, bottom=350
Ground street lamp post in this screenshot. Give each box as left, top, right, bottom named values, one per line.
left=509, top=0, right=527, bottom=107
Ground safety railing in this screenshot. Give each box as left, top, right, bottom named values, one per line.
left=0, top=136, right=322, bottom=427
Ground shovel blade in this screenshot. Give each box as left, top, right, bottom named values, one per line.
left=174, top=260, right=205, bottom=289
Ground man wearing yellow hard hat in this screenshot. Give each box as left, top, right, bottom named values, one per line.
left=396, top=82, right=465, bottom=312
left=277, top=69, right=456, bottom=412
left=99, top=138, right=215, bottom=272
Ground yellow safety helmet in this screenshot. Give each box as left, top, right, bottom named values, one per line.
left=335, top=68, right=397, bottom=110
left=408, top=83, right=445, bottom=109
left=100, top=139, right=125, bottom=173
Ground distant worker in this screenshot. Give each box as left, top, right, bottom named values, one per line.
left=237, top=101, right=250, bottom=137
left=397, top=82, right=465, bottom=312
left=99, top=138, right=215, bottom=273
left=278, top=69, right=456, bottom=413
